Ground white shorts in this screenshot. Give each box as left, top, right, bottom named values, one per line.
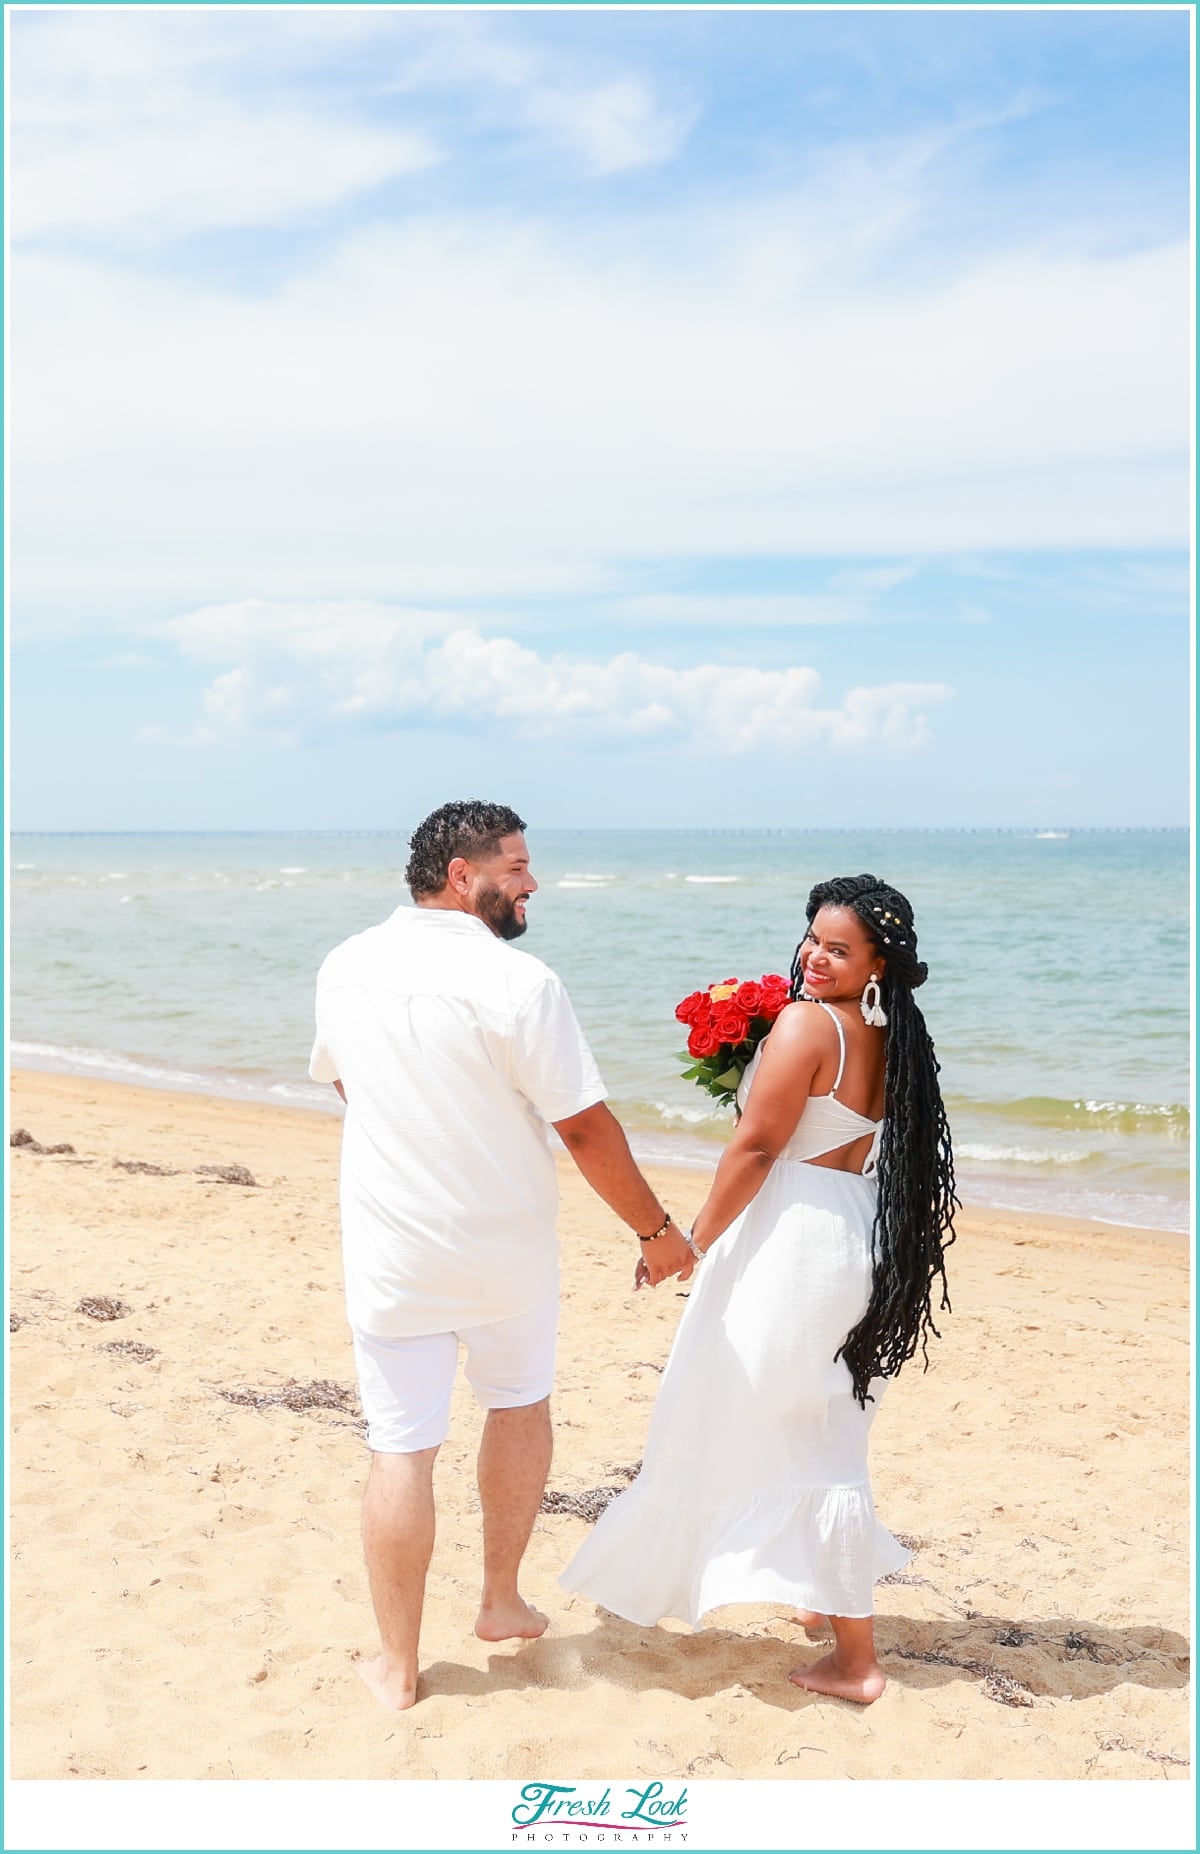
left=351, top=1293, right=559, bottom=1454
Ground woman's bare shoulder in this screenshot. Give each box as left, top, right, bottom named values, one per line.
left=763, top=999, right=839, bottom=1056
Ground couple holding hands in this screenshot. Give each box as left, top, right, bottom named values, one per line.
left=310, top=801, right=956, bottom=1714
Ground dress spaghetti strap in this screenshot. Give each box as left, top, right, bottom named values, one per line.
left=811, top=999, right=847, bottom=1096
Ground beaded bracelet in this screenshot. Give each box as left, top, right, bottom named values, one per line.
left=637, top=1213, right=672, bottom=1243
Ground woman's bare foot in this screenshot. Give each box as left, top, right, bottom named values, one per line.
left=357, top=1653, right=419, bottom=1712
left=788, top=1652, right=886, bottom=1704
left=474, top=1597, right=549, bottom=1643
left=795, top=1609, right=832, bottom=1637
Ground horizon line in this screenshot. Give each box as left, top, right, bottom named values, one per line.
left=9, top=825, right=1190, bottom=838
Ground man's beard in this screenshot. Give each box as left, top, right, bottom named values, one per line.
left=474, top=881, right=528, bottom=941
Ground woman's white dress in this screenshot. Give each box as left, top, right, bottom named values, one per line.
left=559, top=1002, right=910, bottom=1625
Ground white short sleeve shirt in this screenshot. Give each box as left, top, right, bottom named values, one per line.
left=310, top=906, right=607, bottom=1338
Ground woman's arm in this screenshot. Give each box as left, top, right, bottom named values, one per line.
left=691, top=1004, right=829, bottom=1255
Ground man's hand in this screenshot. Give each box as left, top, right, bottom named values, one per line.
left=552, top=1103, right=699, bottom=1292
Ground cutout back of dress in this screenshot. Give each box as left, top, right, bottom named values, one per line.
left=738, top=999, right=884, bottom=1174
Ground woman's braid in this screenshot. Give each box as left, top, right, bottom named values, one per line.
left=792, top=873, right=958, bottom=1406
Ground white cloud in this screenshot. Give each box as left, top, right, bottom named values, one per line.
left=10, top=9, right=688, bottom=248
left=518, top=74, right=693, bottom=175
left=13, top=217, right=1187, bottom=631
left=952, top=552, right=1189, bottom=619
left=11, top=8, right=439, bottom=242
left=164, top=596, right=459, bottom=661
left=612, top=593, right=870, bottom=627
left=154, top=599, right=951, bottom=754
left=15, top=111, right=439, bottom=243
left=8, top=15, right=1188, bottom=633
left=612, top=584, right=989, bottom=628
left=831, top=563, right=919, bottom=596
left=382, top=15, right=696, bottom=175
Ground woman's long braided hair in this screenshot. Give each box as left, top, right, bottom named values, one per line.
left=789, top=873, right=958, bottom=1405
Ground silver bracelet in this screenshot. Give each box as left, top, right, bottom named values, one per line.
left=682, top=1228, right=705, bottom=1264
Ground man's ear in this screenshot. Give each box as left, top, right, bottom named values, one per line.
left=445, top=856, right=473, bottom=897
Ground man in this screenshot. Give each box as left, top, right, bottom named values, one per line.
left=310, top=799, right=693, bottom=1711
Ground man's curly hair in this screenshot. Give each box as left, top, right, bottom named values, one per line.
left=404, top=800, right=528, bottom=900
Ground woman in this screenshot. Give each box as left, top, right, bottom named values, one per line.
left=560, top=873, right=957, bottom=1704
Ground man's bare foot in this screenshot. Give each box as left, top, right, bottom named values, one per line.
left=795, top=1609, right=832, bottom=1637
left=788, top=1653, right=886, bottom=1704
left=356, top=1653, right=419, bottom=1712
left=474, top=1597, right=550, bottom=1643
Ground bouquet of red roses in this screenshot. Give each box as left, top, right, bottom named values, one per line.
left=674, top=973, right=792, bottom=1110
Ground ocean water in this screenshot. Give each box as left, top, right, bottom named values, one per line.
left=8, top=829, right=1192, bottom=1233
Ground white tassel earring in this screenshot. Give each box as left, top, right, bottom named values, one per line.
left=861, top=974, right=887, bottom=1027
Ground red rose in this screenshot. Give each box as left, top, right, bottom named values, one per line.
left=674, top=990, right=709, bottom=1026
left=734, top=981, right=763, bottom=1013
left=713, top=1008, right=750, bottom=1045
left=688, top=1023, right=723, bottom=1058
left=759, top=975, right=791, bottom=1017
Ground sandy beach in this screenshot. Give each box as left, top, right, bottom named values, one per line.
left=7, top=1067, right=1191, bottom=1786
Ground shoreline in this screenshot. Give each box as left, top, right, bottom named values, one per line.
left=9, top=1063, right=1189, bottom=1245
left=8, top=1063, right=1191, bottom=1782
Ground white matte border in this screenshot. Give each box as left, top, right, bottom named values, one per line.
left=4, top=1778, right=1198, bottom=1853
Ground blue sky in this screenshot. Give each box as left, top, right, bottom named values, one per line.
left=9, top=4, right=1192, bottom=830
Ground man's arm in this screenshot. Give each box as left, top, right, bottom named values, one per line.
left=552, top=1101, right=694, bottom=1287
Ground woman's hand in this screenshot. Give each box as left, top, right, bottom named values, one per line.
left=689, top=1003, right=829, bottom=1252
